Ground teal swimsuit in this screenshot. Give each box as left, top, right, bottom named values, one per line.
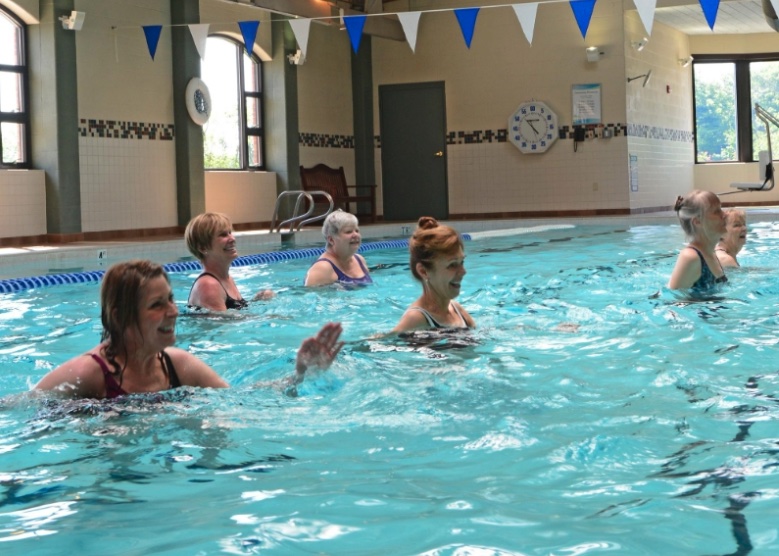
left=689, top=246, right=727, bottom=293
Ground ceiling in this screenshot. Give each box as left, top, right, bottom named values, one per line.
left=654, top=0, right=776, bottom=34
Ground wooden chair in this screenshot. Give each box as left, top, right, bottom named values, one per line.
left=300, top=164, right=377, bottom=223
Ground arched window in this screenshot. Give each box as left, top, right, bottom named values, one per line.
left=0, top=6, right=30, bottom=168
left=201, top=36, right=264, bottom=170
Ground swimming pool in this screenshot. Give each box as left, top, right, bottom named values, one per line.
left=1, top=221, right=778, bottom=555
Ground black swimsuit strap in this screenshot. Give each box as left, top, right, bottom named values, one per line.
left=160, top=350, right=181, bottom=388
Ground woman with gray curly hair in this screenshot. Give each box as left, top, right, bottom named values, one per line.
left=304, top=210, right=373, bottom=287
left=668, top=190, right=728, bottom=292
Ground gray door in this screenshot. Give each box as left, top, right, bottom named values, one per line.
left=379, top=82, right=448, bottom=221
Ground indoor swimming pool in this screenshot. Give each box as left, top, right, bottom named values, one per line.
left=1, top=220, right=778, bottom=555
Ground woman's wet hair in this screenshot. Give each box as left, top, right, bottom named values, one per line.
left=185, top=212, right=233, bottom=261
left=408, top=216, right=464, bottom=281
left=322, top=209, right=359, bottom=243
left=673, top=190, right=720, bottom=241
left=724, top=208, right=746, bottom=227
left=100, top=260, right=169, bottom=361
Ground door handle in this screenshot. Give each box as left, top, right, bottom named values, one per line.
left=434, top=151, right=444, bottom=157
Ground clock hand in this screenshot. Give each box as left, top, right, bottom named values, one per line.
left=527, top=120, right=540, bottom=136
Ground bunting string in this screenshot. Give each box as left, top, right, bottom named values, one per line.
left=114, top=0, right=723, bottom=62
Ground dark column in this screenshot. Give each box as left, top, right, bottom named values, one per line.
left=351, top=35, right=375, bottom=186
left=170, top=0, right=205, bottom=226
left=265, top=13, right=300, bottom=198
left=30, top=0, right=82, bottom=236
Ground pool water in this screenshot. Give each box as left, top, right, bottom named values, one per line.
left=1, top=222, right=779, bottom=555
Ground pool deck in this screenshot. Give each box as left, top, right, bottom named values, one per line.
left=0, top=208, right=775, bottom=280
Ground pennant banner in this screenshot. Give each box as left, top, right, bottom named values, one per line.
left=632, top=0, right=656, bottom=36
left=142, top=25, right=162, bottom=60
left=454, top=7, right=480, bottom=49
left=569, top=0, right=597, bottom=39
left=238, top=20, right=260, bottom=55
left=188, top=23, right=210, bottom=59
left=512, top=3, right=539, bottom=45
left=289, top=18, right=312, bottom=58
left=344, top=15, right=367, bottom=53
left=698, top=0, right=720, bottom=30
left=397, top=11, right=422, bottom=53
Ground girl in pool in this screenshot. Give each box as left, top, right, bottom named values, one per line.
left=185, top=212, right=274, bottom=311
left=392, top=216, right=475, bottom=332
left=668, top=190, right=728, bottom=292
left=715, top=208, right=747, bottom=268
left=305, top=210, right=372, bottom=287
left=34, top=260, right=343, bottom=399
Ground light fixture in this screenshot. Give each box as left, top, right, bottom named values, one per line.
left=631, top=38, right=648, bottom=51
left=59, top=10, right=86, bottom=31
left=586, top=46, right=602, bottom=62
left=679, top=55, right=694, bottom=68
left=627, top=69, right=652, bottom=87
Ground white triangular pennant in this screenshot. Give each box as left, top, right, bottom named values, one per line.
left=289, top=19, right=312, bottom=59
left=632, top=0, right=656, bottom=36
left=188, top=23, right=210, bottom=59
left=512, top=3, right=538, bottom=45
left=397, top=11, right=422, bottom=53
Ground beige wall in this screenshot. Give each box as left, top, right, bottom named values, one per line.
left=204, top=171, right=278, bottom=224
left=625, top=14, right=694, bottom=210
left=372, top=0, right=634, bottom=215
left=3, top=0, right=779, bottom=240
left=0, top=170, right=46, bottom=238
left=297, top=22, right=356, bottom=180
left=0, top=0, right=37, bottom=22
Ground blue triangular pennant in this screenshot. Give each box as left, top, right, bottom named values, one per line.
left=142, top=25, right=163, bottom=60
left=698, top=0, right=720, bottom=30
left=238, top=20, right=260, bottom=55
left=454, top=7, right=480, bottom=48
left=344, top=15, right=367, bottom=54
left=569, top=0, right=597, bottom=39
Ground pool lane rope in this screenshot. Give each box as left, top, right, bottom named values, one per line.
left=0, top=236, right=471, bottom=294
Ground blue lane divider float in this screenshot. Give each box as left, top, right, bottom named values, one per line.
left=0, top=235, right=472, bottom=294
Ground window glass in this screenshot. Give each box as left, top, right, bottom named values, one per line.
left=749, top=61, right=779, bottom=156
left=694, top=62, right=737, bottom=162
left=0, top=71, right=23, bottom=112
left=0, top=7, right=28, bottom=168
left=1, top=122, right=25, bottom=164
left=202, top=38, right=241, bottom=169
left=0, top=12, right=22, bottom=65
left=201, top=36, right=264, bottom=170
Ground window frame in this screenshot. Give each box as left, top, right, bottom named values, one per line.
left=0, top=6, right=31, bottom=169
left=201, top=35, right=265, bottom=171
left=693, top=52, right=779, bottom=165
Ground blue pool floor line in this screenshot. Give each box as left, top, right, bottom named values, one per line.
left=0, top=236, right=471, bottom=294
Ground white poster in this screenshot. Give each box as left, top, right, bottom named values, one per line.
left=572, top=83, right=601, bottom=125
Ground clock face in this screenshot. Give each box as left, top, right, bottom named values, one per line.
left=509, top=101, right=559, bottom=154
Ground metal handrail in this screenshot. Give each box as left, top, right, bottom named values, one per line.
left=270, top=190, right=334, bottom=233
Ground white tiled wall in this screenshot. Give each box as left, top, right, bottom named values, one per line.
left=79, top=136, right=178, bottom=232
left=0, top=170, right=46, bottom=238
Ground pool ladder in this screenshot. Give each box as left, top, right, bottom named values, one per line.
left=270, top=190, right=334, bottom=234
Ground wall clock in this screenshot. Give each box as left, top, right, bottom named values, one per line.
left=185, top=77, right=211, bottom=126
left=509, top=101, right=559, bottom=154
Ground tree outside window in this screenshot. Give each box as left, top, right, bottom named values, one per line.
left=694, top=55, right=779, bottom=164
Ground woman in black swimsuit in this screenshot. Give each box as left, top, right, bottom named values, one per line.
left=34, top=260, right=344, bottom=399
left=185, top=212, right=274, bottom=311
left=392, top=217, right=476, bottom=333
